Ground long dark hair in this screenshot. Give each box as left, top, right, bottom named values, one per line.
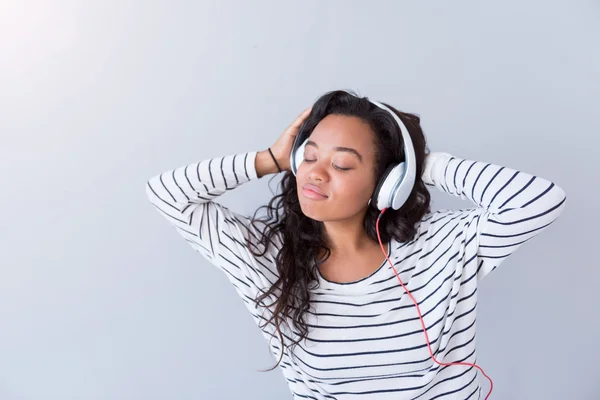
left=248, top=90, right=431, bottom=369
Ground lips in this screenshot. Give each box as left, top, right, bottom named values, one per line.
left=302, top=183, right=328, bottom=199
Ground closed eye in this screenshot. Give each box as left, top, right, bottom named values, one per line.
left=333, top=165, right=352, bottom=171
left=303, top=158, right=352, bottom=171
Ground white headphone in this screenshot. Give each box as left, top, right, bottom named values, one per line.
left=289, top=91, right=416, bottom=211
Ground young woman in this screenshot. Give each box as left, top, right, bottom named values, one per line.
left=146, top=90, right=566, bottom=399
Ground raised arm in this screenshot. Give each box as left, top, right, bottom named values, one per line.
left=145, top=151, right=282, bottom=300
left=145, top=107, right=313, bottom=307
left=422, top=152, right=567, bottom=278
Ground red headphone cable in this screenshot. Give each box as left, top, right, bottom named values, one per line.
left=376, top=208, right=493, bottom=399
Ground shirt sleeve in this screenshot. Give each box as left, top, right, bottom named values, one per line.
left=422, top=152, right=567, bottom=280
left=145, top=151, right=280, bottom=309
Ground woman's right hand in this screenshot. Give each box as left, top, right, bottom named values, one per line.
left=269, top=107, right=312, bottom=172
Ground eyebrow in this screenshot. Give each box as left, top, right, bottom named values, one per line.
left=305, top=140, right=363, bottom=162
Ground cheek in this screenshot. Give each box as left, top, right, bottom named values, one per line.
left=295, top=163, right=311, bottom=183
left=333, top=174, right=376, bottom=203
left=295, top=170, right=310, bottom=195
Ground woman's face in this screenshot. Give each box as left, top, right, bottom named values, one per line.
left=296, top=114, right=378, bottom=222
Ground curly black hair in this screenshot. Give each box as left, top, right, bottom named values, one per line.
left=247, top=89, right=431, bottom=370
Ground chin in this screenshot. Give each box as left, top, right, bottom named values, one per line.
left=298, top=199, right=328, bottom=221
left=299, top=198, right=363, bottom=223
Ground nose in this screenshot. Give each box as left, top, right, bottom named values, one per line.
left=307, top=161, right=329, bottom=183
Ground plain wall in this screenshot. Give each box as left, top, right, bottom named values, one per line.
left=1, top=1, right=598, bottom=399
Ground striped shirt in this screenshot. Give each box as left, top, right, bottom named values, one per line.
left=145, top=151, right=566, bottom=399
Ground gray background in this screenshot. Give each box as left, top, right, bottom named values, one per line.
left=1, top=1, right=598, bottom=399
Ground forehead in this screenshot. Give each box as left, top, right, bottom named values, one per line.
left=308, top=114, right=375, bottom=151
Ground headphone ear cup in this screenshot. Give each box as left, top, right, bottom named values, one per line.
left=371, top=165, right=396, bottom=210
left=391, top=162, right=414, bottom=210
left=372, top=162, right=410, bottom=210
left=290, top=138, right=307, bottom=175
left=296, top=139, right=307, bottom=173
left=290, top=121, right=310, bottom=176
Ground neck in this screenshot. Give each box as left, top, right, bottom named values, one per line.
left=321, top=214, right=375, bottom=254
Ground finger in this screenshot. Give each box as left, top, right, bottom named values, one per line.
left=298, top=107, right=311, bottom=118
left=292, top=107, right=312, bottom=126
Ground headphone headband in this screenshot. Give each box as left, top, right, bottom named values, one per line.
left=366, top=97, right=417, bottom=187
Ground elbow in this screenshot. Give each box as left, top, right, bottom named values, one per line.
left=145, top=177, right=159, bottom=204
left=553, top=183, right=567, bottom=212
left=546, top=183, right=567, bottom=223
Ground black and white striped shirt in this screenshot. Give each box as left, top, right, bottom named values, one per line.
left=146, top=151, right=566, bottom=399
